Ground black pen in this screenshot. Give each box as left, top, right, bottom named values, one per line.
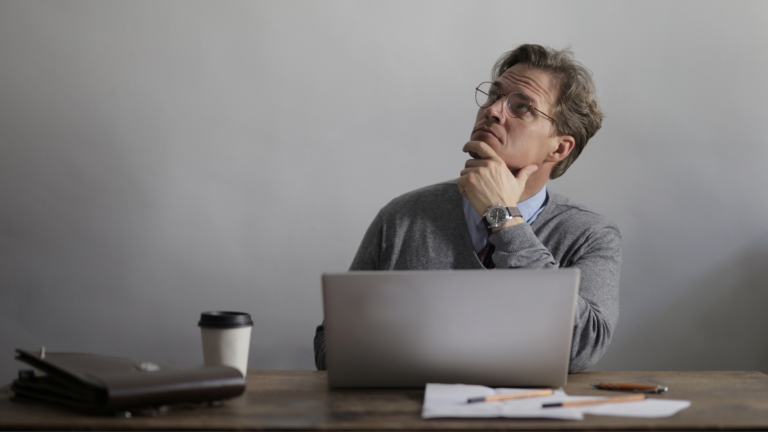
left=591, top=382, right=668, bottom=393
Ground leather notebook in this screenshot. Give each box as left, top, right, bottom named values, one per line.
left=11, top=349, right=246, bottom=415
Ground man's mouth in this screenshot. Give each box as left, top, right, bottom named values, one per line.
left=473, top=126, right=501, bottom=142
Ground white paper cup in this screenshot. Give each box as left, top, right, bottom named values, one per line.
left=199, top=311, right=253, bottom=377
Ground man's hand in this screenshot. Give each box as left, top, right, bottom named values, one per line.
left=457, top=141, right=538, bottom=230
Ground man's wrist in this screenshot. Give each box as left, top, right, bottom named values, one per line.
left=483, top=204, right=523, bottom=233
left=490, top=216, right=524, bottom=233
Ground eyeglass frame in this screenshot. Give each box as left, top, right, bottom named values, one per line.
left=475, top=81, right=556, bottom=124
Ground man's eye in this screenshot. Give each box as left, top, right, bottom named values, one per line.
left=489, top=90, right=499, bottom=99
left=509, top=102, right=529, bottom=115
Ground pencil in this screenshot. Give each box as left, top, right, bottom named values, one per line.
left=467, top=388, right=554, bottom=403
left=542, top=393, right=646, bottom=408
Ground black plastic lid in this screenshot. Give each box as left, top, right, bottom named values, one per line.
left=198, top=311, right=253, bottom=329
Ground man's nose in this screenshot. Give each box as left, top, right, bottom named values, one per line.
left=485, top=96, right=506, bottom=123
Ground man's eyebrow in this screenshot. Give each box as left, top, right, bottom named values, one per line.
left=493, top=79, right=541, bottom=104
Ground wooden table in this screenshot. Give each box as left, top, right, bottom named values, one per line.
left=2, top=370, right=768, bottom=430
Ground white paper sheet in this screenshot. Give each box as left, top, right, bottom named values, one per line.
left=422, top=383, right=691, bottom=420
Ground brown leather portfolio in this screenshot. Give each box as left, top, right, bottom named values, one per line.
left=11, top=349, right=246, bottom=415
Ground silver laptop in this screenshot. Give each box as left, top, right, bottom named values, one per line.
left=322, top=269, right=580, bottom=388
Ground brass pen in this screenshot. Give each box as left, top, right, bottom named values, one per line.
left=467, top=388, right=554, bottom=403
left=591, top=382, right=668, bottom=393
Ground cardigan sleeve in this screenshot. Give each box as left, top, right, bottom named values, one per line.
left=489, top=221, right=621, bottom=373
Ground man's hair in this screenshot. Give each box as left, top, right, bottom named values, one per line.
left=492, top=44, right=604, bottom=179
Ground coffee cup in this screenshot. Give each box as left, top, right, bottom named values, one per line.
left=198, top=311, right=253, bottom=377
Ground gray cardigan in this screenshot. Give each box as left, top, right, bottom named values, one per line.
left=315, top=180, right=621, bottom=373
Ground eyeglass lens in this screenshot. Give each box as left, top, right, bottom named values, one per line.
left=475, top=82, right=532, bottom=118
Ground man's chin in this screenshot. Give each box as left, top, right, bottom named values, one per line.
left=471, top=130, right=502, bottom=147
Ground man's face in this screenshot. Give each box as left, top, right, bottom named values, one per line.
left=470, top=64, right=560, bottom=173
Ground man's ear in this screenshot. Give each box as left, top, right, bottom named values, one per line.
left=545, top=135, right=575, bottom=163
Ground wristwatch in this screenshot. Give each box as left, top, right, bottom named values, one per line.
left=482, top=204, right=522, bottom=232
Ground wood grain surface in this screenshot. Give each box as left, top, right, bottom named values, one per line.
left=2, top=370, right=768, bottom=430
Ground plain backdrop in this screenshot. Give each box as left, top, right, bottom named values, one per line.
left=1, top=0, right=768, bottom=385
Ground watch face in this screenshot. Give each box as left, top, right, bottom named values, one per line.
left=488, top=207, right=507, bottom=225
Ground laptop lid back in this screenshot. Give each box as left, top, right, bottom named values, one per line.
left=322, top=269, right=580, bottom=388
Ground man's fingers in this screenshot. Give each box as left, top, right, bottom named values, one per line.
left=456, top=177, right=468, bottom=198
left=464, top=158, right=491, bottom=168
left=515, top=164, right=539, bottom=186
left=463, top=141, right=501, bottom=160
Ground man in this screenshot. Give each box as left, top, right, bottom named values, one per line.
left=314, top=44, right=620, bottom=374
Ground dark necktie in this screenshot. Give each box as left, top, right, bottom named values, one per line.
left=477, top=241, right=496, bottom=269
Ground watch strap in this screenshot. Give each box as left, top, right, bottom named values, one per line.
left=481, top=215, right=493, bottom=233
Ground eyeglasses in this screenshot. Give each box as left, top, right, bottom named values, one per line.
left=475, top=82, right=555, bottom=123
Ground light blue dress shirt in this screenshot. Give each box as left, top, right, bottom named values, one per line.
left=462, top=185, right=548, bottom=253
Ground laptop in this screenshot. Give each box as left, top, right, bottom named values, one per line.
left=321, top=269, right=580, bottom=388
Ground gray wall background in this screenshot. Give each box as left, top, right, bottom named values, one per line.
left=1, top=0, right=767, bottom=385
